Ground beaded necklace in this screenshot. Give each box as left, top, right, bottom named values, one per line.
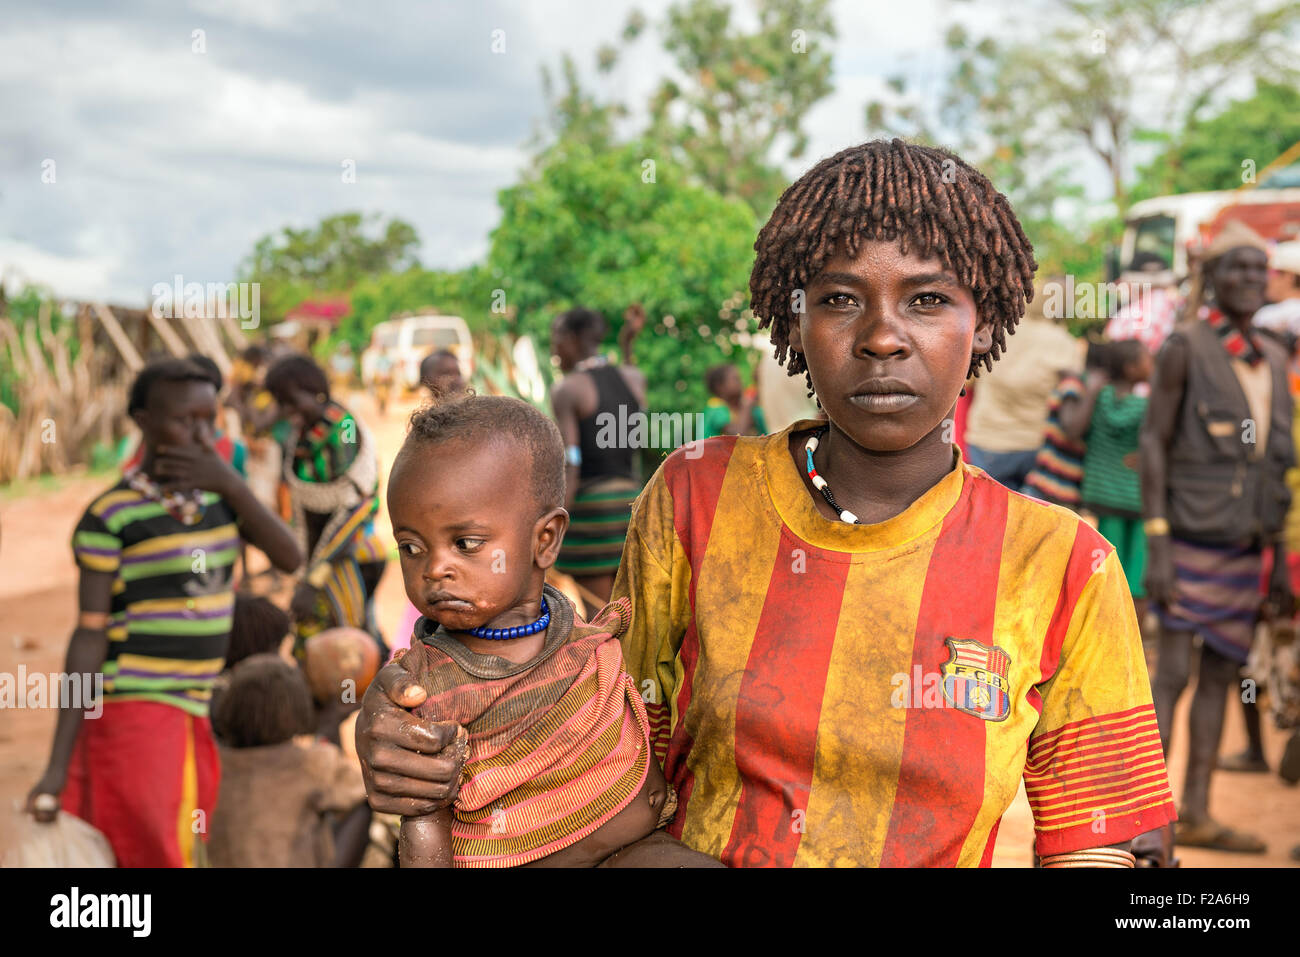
left=126, top=468, right=206, bottom=526
left=804, top=426, right=862, bottom=525
left=467, top=597, right=551, bottom=641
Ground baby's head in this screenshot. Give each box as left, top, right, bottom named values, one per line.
left=387, top=395, right=567, bottom=634
left=215, top=653, right=315, bottom=748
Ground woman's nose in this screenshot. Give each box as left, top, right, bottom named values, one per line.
left=854, top=309, right=908, bottom=358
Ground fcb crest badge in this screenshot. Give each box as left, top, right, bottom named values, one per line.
left=941, top=638, right=1012, bottom=721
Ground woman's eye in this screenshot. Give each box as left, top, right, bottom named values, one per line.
left=914, top=293, right=947, bottom=307
left=821, top=293, right=857, bottom=308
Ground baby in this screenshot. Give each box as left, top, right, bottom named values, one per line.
left=386, top=395, right=718, bottom=867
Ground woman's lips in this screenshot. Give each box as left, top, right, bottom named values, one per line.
left=848, top=393, right=920, bottom=413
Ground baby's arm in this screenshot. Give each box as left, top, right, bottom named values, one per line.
left=394, top=643, right=469, bottom=868
left=526, top=759, right=720, bottom=868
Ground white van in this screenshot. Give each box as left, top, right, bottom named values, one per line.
left=360, top=314, right=473, bottom=390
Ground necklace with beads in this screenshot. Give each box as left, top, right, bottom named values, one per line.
left=574, top=355, right=609, bottom=372
left=467, top=597, right=551, bottom=640
left=804, top=426, right=862, bottom=525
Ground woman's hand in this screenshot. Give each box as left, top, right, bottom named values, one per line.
left=25, top=769, right=67, bottom=823
left=1143, top=534, right=1175, bottom=609
left=290, top=581, right=320, bottom=622
left=1267, top=553, right=1294, bottom=619
left=355, top=662, right=467, bottom=817
left=155, top=438, right=238, bottom=497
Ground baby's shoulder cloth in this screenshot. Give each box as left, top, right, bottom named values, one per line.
left=571, top=595, right=632, bottom=644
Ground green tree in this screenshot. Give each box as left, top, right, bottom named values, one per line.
left=486, top=139, right=759, bottom=427
left=238, top=212, right=421, bottom=321
left=533, top=1, right=835, bottom=217
left=1131, top=80, right=1300, bottom=202
left=647, top=0, right=836, bottom=215
left=871, top=0, right=1300, bottom=218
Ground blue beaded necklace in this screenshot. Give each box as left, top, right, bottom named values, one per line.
left=467, top=597, right=551, bottom=641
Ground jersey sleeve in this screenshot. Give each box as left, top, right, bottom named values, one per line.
left=71, top=503, right=122, bottom=575
left=610, top=458, right=693, bottom=767
left=1023, top=546, right=1177, bottom=855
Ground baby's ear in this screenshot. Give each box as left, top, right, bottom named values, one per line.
left=535, top=507, right=570, bottom=569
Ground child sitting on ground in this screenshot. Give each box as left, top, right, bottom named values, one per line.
left=386, top=395, right=720, bottom=867
left=208, top=653, right=369, bottom=867
left=209, top=594, right=294, bottom=742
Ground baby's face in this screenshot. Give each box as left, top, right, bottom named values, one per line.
left=388, top=437, right=548, bottom=633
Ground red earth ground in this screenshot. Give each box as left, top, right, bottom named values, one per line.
left=2, top=389, right=1296, bottom=866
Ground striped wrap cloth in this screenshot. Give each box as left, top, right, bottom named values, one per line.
left=400, top=586, right=651, bottom=867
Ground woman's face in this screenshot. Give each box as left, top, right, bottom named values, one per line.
left=270, top=383, right=326, bottom=430
left=135, top=379, right=218, bottom=455
left=790, top=239, right=992, bottom=453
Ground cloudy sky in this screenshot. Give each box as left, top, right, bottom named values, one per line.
left=1, top=0, right=1051, bottom=306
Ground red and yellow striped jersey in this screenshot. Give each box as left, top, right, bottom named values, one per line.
left=611, top=421, right=1176, bottom=867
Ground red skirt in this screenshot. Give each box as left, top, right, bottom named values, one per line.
left=62, top=700, right=220, bottom=868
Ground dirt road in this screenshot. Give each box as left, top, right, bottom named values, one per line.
left=2, top=389, right=1296, bottom=866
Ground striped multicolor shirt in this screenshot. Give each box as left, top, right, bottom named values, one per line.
left=72, top=480, right=239, bottom=716
left=1080, top=385, right=1147, bottom=517
left=612, top=420, right=1176, bottom=866
left=1023, top=372, right=1086, bottom=507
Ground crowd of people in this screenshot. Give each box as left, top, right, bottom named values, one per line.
left=958, top=221, right=1300, bottom=858
left=21, top=137, right=1300, bottom=868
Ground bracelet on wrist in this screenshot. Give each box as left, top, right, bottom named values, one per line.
left=1143, top=517, right=1170, bottom=537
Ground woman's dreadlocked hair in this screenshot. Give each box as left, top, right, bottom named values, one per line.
left=750, top=139, right=1037, bottom=394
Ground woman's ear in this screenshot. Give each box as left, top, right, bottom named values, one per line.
left=534, top=507, right=570, bottom=570
left=972, top=318, right=994, bottom=357
left=787, top=317, right=804, bottom=355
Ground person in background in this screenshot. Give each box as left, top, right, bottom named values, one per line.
left=703, top=363, right=767, bottom=437
left=1140, top=221, right=1294, bottom=853
left=419, top=349, right=466, bottom=402
left=207, top=654, right=369, bottom=867
left=1063, top=339, right=1153, bottom=619
left=228, top=344, right=280, bottom=495
left=1022, top=340, right=1111, bottom=510
left=550, top=305, right=646, bottom=618
left=1253, top=240, right=1300, bottom=822
left=328, top=341, right=357, bottom=394
left=1106, top=251, right=1180, bottom=355
left=122, top=354, right=247, bottom=477
left=265, top=354, right=389, bottom=660
left=1252, top=240, right=1300, bottom=344
left=964, top=275, right=1085, bottom=489
left=209, top=594, right=294, bottom=742
left=372, top=351, right=395, bottom=418
left=26, top=358, right=302, bottom=867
